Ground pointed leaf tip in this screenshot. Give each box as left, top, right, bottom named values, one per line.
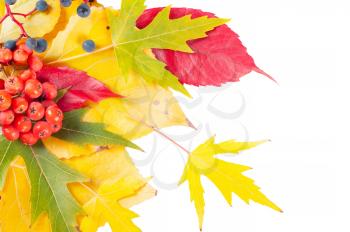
left=254, top=67, right=278, bottom=84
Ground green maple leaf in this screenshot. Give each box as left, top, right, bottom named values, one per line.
left=53, top=109, right=142, bottom=150
left=0, top=139, right=85, bottom=232
left=108, top=0, right=229, bottom=96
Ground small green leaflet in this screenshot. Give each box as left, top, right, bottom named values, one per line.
left=0, top=139, right=85, bottom=232
left=53, top=109, right=142, bottom=150
left=108, top=0, right=229, bottom=96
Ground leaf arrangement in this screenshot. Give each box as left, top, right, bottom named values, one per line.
left=0, top=0, right=281, bottom=231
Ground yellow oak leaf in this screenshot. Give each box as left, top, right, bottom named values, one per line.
left=179, top=136, right=282, bottom=229
left=0, top=158, right=51, bottom=232
left=0, top=0, right=61, bottom=41
left=66, top=146, right=155, bottom=232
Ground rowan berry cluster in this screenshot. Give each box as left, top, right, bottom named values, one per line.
left=0, top=43, right=63, bottom=145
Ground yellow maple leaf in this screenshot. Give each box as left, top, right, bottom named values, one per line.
left=0, top=158, right=51, bottom=232
left=66, top=146, right=155, bottom=232
left=76, top=177, right=144, bottom=232
left=0, top=0, right=61, bottom=41
left=179, top=136, right=282, bottom=229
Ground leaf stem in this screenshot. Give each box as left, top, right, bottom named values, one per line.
left=151, top=126, right=191, bottom=154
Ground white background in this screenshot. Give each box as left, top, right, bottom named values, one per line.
left=99, top=0, right=347, bottom=231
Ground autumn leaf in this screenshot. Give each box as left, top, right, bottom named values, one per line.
left=108, top=1, right=228, bottom=95
left=0, top=158, right=51, bottom=232
left=37, top=66, right=121, bottom=112
left=0, top=0, right=61, bottom=41
left=66, top=146, right=156, bottom=232
left=0, top=139, right=85, bottom=232
left=52, top=109, right=141, bottom=150
left=78, top=178, right=142, bottom=232
left=179, top=136, right=282, bottom=229
left=137, top=8, right=274, bottom=86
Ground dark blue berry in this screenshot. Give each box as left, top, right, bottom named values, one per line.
left=82, top=40, right=95, bottom=52
left=4, top=40, right=17, bottom=51
left=36, top=0, right=48, bottom=11
left=77, top=3, right=90, bottom=18
left=60, top=0, right=72, bottom=7
left=26, top=38, right=37, bottom=50
left=34, top=38, right=48, bottom=53
left=5, top=0, right=16, bottom=5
